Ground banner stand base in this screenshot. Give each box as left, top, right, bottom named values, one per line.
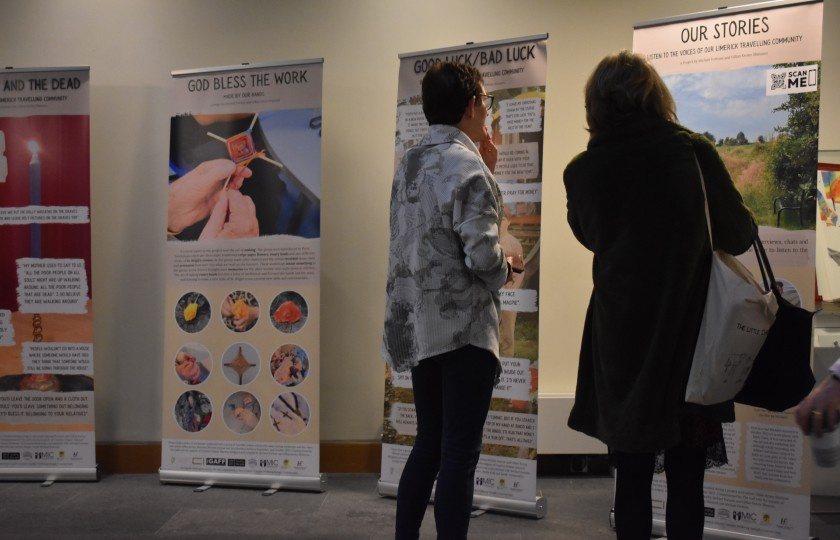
left=159, top=468, right=326, bottom=493
left=377, top=479, right=547, bottom=519
left=0, top=466, right=99, bottom=483
left=653, top=519, right=815, bottom=540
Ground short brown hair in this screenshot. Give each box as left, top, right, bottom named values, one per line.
left=422, top=61, right=483, bottom=125
left=584, top=50, right=676, bottom=136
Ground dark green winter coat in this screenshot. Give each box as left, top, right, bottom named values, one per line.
left=564, top=116, right=755, bottom=452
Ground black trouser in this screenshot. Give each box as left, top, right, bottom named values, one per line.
left=614, top=447, right=707, bottom=540
left=394, top=346, right=498, bottom=540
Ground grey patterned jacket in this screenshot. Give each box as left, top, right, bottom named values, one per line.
left=382, top=124, right=508, bottom=373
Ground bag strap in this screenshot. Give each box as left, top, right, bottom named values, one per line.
left=695, top=155, right=714, bottom=247
left=753, top=230, right=781, bottom=301
left=696, top=152, right=772, bottom=295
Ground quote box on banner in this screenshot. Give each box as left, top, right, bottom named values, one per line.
left=495, top=357, right=532, bottom=400
left=396, top=105, right=428, bottom=145
left=23, top=342, right=93, bottom=374
left=0, top=309, right=13, bottom=345
left=16, top=258, right=89, bottom=314
left=494, top=142, right=540, bottom=181
left=0, top=206, right=90, bottom=226
left=499, top=98, right=542, bottom=134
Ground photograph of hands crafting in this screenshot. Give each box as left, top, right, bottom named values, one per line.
left=167, top=111, right=321, bottom=241
left=1, top=1, right=840, bottom=539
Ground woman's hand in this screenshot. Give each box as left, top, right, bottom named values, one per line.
left=198, top=189, right=259, bottom=240
left=479, top=126, right=498, bottom=173
left=168, top=159, right=252, bottom=235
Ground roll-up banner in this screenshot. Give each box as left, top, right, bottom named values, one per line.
left=0, top=66, right=96, bottom=482
left=379, top=35, right=548, bottom=518
left=161, top=60, right=324, bottom=492
left=634, top=1, right=822, bottom=537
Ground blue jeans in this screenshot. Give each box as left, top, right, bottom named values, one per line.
left=395, top=345, right=498, bottom=540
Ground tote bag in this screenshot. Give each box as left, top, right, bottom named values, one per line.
left=685, top=159, right=778, bottom=406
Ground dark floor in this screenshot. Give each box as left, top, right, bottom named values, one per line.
left=0, top=473, right=837, bottom=539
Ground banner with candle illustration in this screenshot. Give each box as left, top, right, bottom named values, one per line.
left=0, top=66, right=95, bottom=481
left=160, top=60, right=324, bottom=492
left=633, top=1, right=822, bottom=537
left=379, top=35, right=548, bottom=518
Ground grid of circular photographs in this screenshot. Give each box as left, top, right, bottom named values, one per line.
left=171, top=289, right=313, bottom=436
left=269, top=344, right=310, bottom=387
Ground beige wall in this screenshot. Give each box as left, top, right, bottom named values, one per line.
left=0, top=0, right=837, bottom=443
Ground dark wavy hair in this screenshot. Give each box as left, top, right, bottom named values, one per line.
left=421, top=61, right=483, bottom=125
left=584, top=50, right=677, bottom=136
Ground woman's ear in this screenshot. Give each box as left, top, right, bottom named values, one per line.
left=462, top=96, right=477, bottom=120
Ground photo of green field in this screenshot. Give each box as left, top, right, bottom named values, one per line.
left=664, top=63, right=820, bottom=230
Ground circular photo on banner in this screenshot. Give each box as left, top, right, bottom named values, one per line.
left=223, top=391, right=261, bottom=434
left=175, top=292, right=211, bottom=334
left=222, top=290, right=260, bottom=333
left=270, top=344, right=310, bottom=387
left=174, top=342, right=212, bottom=385
left=221, top=342, right=260, bottom=386
left=174, top=390, right=212, bottom=433
left=269, top=291, right=308, bottom=334
left=270, top=392, right=310, bottom=436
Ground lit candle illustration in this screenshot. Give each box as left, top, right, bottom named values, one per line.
left=28, top=140, right=41, bottom=258
left=27, top=140, right=44, bottom=342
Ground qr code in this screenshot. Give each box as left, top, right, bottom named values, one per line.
left=770, top=73, right=787, bottom=91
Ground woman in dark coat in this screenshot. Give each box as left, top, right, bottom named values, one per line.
left=564, top=51, right=754, bottom=539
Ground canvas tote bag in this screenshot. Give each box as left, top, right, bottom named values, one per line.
left=685, top=157, right=778, bottom=406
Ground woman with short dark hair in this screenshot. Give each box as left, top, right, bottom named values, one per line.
left=383, top=61, right=520, bottom=540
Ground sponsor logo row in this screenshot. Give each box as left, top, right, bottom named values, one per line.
left=704, top=507, right=792, bottom=529
left=1, top=450, right=82, bottom=461
left=193, top=457, right=307, bottom=470
left=474, top=476, right=522, bottom=490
